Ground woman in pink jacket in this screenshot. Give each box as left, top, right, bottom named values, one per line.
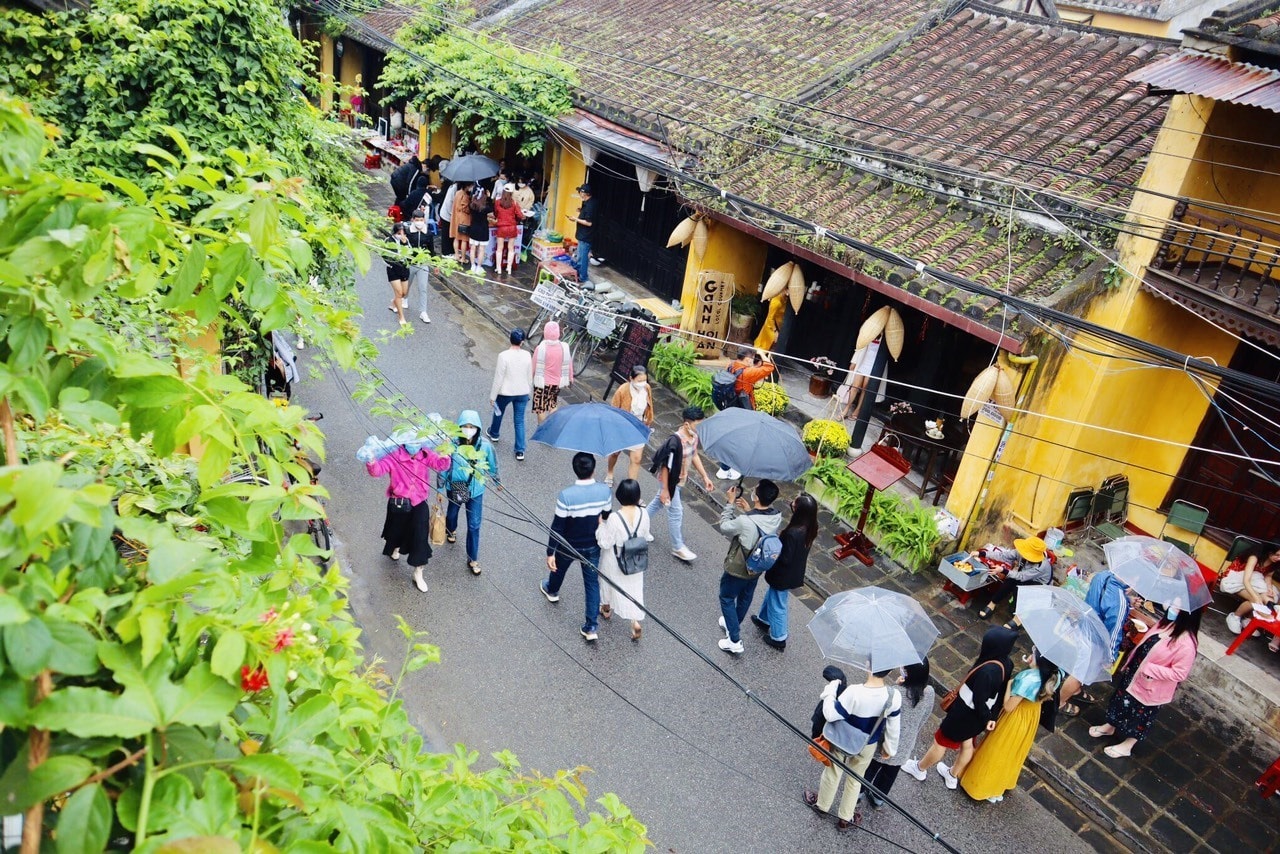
left=1089, top=607, right=1200, bottom=758
left=531, top=320, right=573, bottom=425
left=364, top=435, right=451, bottom=593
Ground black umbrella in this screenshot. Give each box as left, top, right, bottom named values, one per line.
left=441, top=154, right=500, bottom=183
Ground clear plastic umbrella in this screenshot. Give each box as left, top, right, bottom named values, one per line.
left=1103, top=535, right=1211, bottom=611
left=1015, top=586, right=1113, bottom=684
left=807, top=587, right=940, bottom=672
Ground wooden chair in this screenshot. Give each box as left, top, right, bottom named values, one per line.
left=1159, top=499, right=1209, bottom=555
left=1087, top=476, right=1130, bottom=542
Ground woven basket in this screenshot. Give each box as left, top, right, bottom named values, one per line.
left=691, top=219, right=709, bottom=259
left=667, top=216, right=696, bottom=248
left=961, top=365, right=999, bottom=419
left=993, top=367, right=1016, bottom=418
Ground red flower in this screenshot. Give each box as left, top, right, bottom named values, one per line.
left=260, top=608, right=279, bottom=624
left=272, top=627, right=296, bottom=652
left=240, top=665, right=269, bottom=692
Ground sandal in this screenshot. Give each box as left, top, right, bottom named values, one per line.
left=599, top=604, right=612, bottom=620
left=446, top=532, right=456, bottom=544
left=1103, top=745, right=1133, bottom=759
left=1060, top=703, right=1081, bottom=717
left=1269, top=638, right=1280, bottom=653
left=1077, top=691, right=1098, bottom=704
left=976, top=605, right=995, bottom=620
left=469, top=561, right=481, bottom=576
left=1088, top=725, right=1113, bottom=739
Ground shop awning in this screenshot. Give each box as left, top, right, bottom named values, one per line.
left=1127, top=52, right=1280, bottom=114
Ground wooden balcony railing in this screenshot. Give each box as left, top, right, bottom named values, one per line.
left=1152, top=200, right=1280, bottom=319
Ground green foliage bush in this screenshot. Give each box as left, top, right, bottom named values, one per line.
left=803, top=457, right=941, bottom=571
left=649, top=340, right=715, bottom=411
left=802, top=419, right=850, bottom=457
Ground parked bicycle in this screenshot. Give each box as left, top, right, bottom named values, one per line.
left=526, top=274, right=627, bottom=375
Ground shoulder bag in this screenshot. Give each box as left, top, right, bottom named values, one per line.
left=447, top=471, right=474, bottom=506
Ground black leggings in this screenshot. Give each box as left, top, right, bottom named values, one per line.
left=864, top=760, right=900, bottom=803
left=984, top=576, right=1040, bottom=610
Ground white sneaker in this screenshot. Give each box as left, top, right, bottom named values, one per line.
left=987, top=796, right=1004, bottom=803
left=419, top=311, right=431, bottom=323
left=672, top=546, right=697, bottom=562
left=718, top=637, right=744, bottom=654
left=389, top=549, right=401, bottom=561
left=716, top=467, right=741, bottom=480
left=901, top=760, right=926, bottom=782
left=718, top=616, right=729, bottom=637
left=589, top=256, right=603, bottom=266
left=540, top=581, right=560, bottom=603
left=413, top=567, right=427, bottom=592
left=580, top=628, right=599, bottom=642
left=936, top=762, right=958, bottom=789
left=1227, top=613, right=1243, bottom=634
left=295, top=338, right=304, bottom=350
left=400, top=298, right=409, bottom=309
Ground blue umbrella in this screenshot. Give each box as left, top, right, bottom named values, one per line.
left=531, top=402, right=651, bottom=456
left=696, top=407, right=811, bottom=481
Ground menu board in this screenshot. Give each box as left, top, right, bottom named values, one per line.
left=610, top=318, right=659, bottom=387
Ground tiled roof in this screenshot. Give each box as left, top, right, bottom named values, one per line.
left=489, top=0, right=950, bottom=139
left=1063, top=0, right=1165, bottom=21
left=711, top=155, right=1102, bottom=329
left=1188, top=0, right=1280, bottom=49
left=806, top=10, right=1174, bottom=208
left=348, top=2, right=416, bottom=46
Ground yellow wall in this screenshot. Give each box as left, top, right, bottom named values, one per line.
left=551, top=138, right=588, bottom=240
left=428, top=117, right=454, bottom=160
left=1057, top=5, right=1172, bottom=36
left=678, top=221, right=768, bottom=329
left=319, top=34, right=335, bottom=113
left=952, top=93, right=1247, bottom=568
left=338, top=42, right=363, bottom=111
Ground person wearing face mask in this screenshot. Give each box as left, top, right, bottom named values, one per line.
left=1090, top=605, right=1200, bottom=759
left=440, top=410, right=499, bottom=575
left=605, top=365, right=653, bottom=485
left=361, top=430, right=451, bottom=593
left=405, top=208, right=435, bottom=324
left=385, top=222, right=411, bottom=327
left=961, top=648, right=1061, bottom=803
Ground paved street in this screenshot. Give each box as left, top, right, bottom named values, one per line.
left=297, top=260, right=1102, bottom=853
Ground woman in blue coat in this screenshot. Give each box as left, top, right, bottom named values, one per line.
left=442, top=410, right=499, bottom=575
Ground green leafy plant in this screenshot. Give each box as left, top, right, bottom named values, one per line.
left=802, top=419, right=850, bottom=457
left=754, top=382, right=789, bottom=416
left=730, top=293, right=759, bottom=317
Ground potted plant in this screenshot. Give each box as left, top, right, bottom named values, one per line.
left=754, top=382, right=789, bottom=416
left=729, top=293, right=757, bottom=344
left=809, top=356, right=838, bottom=398
left=802, top=419, right=851, bottom=458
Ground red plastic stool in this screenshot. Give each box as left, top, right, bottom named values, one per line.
left=1225, top=616, right=1280, bottom=656
left=1257, top=756, right=1280, bottom=797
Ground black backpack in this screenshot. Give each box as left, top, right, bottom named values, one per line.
left=711, top=365, right=745, bottom=411
left=614, top=511, right=649, bottom=576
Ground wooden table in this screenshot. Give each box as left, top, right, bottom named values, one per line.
left=889, top=418, right=966, bottom=504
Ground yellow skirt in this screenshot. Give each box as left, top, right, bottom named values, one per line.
left=960, top=698, right=1040, bottom=800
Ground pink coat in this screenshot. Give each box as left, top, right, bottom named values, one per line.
left=1125, top=628, right=1197, bottom=707
left=366, top=446, right=450, bottom=506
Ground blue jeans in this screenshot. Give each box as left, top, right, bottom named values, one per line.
left=547, top=545, right=601, bottom=632
left=488, top=395, right=529, bottom=454
left=445, top=492, right=483, bottom=563
left=646, top=485, right=685, bottom=551
left=758, top=586, right=790, bottom=641
left=575, top=239, right=592, bottom=284
left=719, top=572, right=761, bottom=644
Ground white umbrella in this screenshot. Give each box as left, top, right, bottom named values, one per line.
left=808, top=587, right=940, bottom=672
left=1015, top=586, right=1113, bottom=684
left=1103, top=535, right=1211, bottom=611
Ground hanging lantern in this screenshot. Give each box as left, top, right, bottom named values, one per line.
left=883, top=308, right=905, bottom=361
left=961, top=365, right=1000, bottom=419
left=788, top=265, right=806, bottom=313
left=667, top=216, right=696, bottom=248
left=691, top=219, right=709, bottom=260
left=856, top=306, right=890, bottom=350
left=762, top=262, right=793, bottom=302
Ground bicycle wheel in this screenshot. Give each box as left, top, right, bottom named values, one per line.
left=571, top=334, right=599, bottom=376
left=525, top=307, right=549, bottom=344
left=312, top=517, right=332, bottom=556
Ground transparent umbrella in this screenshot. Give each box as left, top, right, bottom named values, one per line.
left=1103, top=535, right=1211, bottom=611
left=1015, top=586, right=1113, bottom=684
left=807, top=587, right=940, bottom=672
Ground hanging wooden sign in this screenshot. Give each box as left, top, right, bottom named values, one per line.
left=693, top=270, right=735, bottom=355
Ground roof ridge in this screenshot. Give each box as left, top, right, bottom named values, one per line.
left=965, top=0, right=1180, bottom=43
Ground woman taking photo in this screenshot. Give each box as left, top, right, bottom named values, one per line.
left=903, top=626, right=1017, bottom=788
left=752, top=492, right=818, bottom=650
left=1222, top=542, right=1280, bottom=647
left=961, top=647, right=1061, bottom=802
left=596, top=479, right=652, bottom=641
left=467, top=186, right=493, bottom=275
left=862, top=659, right=935, bottom=809
left=385, top=222, right=411, bottom=327
left=1090, top=606, right=1200, bottom=758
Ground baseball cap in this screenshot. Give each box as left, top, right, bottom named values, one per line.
left=577, top=183, right=592, bottom=194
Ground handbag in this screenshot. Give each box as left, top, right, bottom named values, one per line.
left=614, top=511, right=649, bottom=576
left=447, top=473, right=473, bottom=506
left=388, top=496, right=411, bottom=513
left=809, top=735, right=833, bottom=767
left=940, top=661, right=1004, bottom=712
left=430, top=495, right=447, bottom=546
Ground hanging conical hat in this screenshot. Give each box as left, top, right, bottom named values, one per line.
left=992, top=366, right=1016, bottom=419
left=856, top=306, right=890, bottom=350
left=691, top=219, right=709, bottom=259
left=883, top=308, right=904, bottom=360
left=961, top=365, right=1000, bottom=419
left=762, top=262, right=792, bottom=302
left=667, top=216, right=696, bottom=248
left=788, top=263, right=806, bottom=313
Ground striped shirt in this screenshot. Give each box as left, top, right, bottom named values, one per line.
left=548, top=479, right=612, bottom=555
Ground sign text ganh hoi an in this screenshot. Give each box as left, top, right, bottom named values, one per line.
left=694, top=270, right=734, bottom=354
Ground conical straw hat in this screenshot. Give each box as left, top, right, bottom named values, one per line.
left=856, top=306, right=890, bottom=350
left=788, top=263, right=806, bottom=313
left=961, top=365, right=1000, bottom=419
left=667, top=216, right=696, bottom=248
left=762, top=262, right=792, bottom=301
left=992, top=366, right=1016, bottom=418
left=691, top=219, right=709, bottom=259
left=884, top=308, right=904, bottom=360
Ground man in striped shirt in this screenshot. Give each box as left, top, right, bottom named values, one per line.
left=541, top=453, right=613, bottom=641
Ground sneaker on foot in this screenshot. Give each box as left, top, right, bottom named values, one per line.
left=419, top=311, right=431, bottom=323
left=589, top=255, right=603, bottom=266
left=515, top=451, right=525, bottom=461
left=718, top=637, right=744, bottom=654
left=716, top=467, right=741, bottom=480
left=487, top=433, right=501, bottom=443
left=389, top=549, right=402, bottom=561
left=718, top=616, right=729, bottom=637
left=400, top=298, right=409, bottom=309
left=901, top=759, right=926, bottom=782
left=936, top=762, right=958, bottom=789
left=986, top=795, right=1004, bottom=803
left=540, top=581, right=560, bottom=603
left=672, top=546, right=697, bottom=561
left=1227, top=613, right=1243, bottom=633
left=750, top=614, right=770, bottom=632
left=762, top=635, right=786, bottom=650
left=295, top=338, right=305, bottom=350
left=413, top=568, right=428, bottom=592
left=580, top=627, right=599, bottom=642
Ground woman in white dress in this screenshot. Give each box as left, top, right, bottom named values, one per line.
left=596, top=479, right=652, bottom=641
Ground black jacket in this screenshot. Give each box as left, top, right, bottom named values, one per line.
left=764, top=527, right=810, bottom=590
left=390, top=160, right=419, bottom=201
left=649, top=434, right=684, bottom=495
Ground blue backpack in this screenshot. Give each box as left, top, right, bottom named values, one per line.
left=745, top=519, right=783, bottom=575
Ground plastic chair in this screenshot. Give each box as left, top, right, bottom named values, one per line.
left=1160, top=500, right=1209, bottom=554
left=1087, top=477, right=1129, bottom=542
left=1063, top=487, right=1094, bottom=531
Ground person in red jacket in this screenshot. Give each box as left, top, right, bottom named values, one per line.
left=492, top=185, right=525, bottom=276
left=717, top=349, right=776, bottom=480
